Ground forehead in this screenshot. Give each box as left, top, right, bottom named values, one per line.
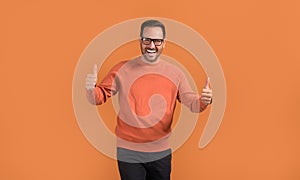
left=142, top=27, right=164, bottom=39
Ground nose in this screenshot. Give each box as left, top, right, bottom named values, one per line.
left=148, top=41, right=156, bottom=48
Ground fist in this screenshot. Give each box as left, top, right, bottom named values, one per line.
left=200, top=77, right=213, bottom=105
left=86, top=64, right=98, bottom=90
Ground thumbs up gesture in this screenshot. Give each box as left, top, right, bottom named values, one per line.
left=86, top=64, right=98, bottom=90
left=200, top=77, right=213, bottom=105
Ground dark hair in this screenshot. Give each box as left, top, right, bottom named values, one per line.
left=140, top=20, right=166, bottom=39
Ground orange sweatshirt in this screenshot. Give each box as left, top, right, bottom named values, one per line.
left=86, top=57, right=208, bottom=152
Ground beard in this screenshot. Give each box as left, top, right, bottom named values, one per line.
left=140, top=45, right=162, bottom=63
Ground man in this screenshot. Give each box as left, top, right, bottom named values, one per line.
left=86, top=20, right=212, bottom=180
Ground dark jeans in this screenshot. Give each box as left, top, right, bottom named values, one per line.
left=117, top=148, right=172, bottom=180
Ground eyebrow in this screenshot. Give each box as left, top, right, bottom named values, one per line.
left=141, top=37, right=164, bottom=40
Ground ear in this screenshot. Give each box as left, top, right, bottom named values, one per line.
left=163, top=39, right=166, bottom=48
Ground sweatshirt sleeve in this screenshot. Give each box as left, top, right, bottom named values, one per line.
left=86, top=61, right=126, bottom=105
left=176, top=71, right=208, bottom=113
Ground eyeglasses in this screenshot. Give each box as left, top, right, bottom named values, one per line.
left=141, top=37, right=164, bottom=46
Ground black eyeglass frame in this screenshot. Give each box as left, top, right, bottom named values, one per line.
left=140, top=37, right=165, bottom=46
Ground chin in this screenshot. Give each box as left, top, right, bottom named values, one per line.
left=143, top=52, right=160, bottom=61
left=143, top=56, right=159, bottom=63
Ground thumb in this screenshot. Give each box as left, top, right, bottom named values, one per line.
left=204, top=77, right=210, bottom=89
left=93, top=64, right=98, bottom=75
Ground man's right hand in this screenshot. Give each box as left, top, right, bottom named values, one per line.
left=86, top=64, right=98, bottom=90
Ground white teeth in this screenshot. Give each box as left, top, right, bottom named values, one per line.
left=146, top=49, right=156, bottom=53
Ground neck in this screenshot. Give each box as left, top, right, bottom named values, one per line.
left=140, top=56, right=160, bottom=64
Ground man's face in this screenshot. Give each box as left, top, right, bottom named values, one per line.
left=140, top=27, right=165, bottom=63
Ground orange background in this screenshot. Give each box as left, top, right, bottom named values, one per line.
left=1, top=0, right=300, bottom=179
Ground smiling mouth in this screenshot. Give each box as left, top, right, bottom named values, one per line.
left=146, top=49, right=156, bottom=54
